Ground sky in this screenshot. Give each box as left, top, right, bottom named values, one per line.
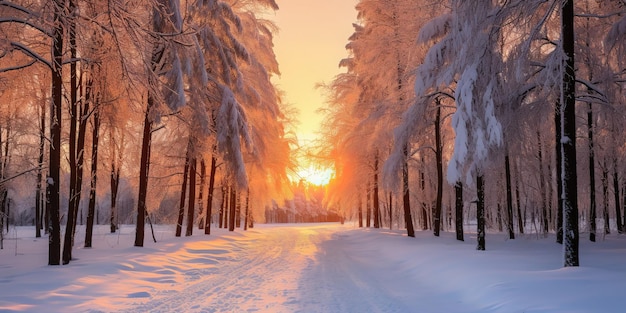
left=271, top=0, right=358, bottom=145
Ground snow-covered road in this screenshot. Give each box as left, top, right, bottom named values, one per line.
left=4, top=223, right=626, bottom=312
left=115, top=224, right=467, bottom=313
left=1, top=223, right=461, bottom=312
left=117, top=224, right=441, bottom=313
left=128, top=224, right=337, bottom=312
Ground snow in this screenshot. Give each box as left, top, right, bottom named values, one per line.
left=1, top=223, right=625, bottom=312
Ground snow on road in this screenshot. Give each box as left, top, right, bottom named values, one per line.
left=3, top=223, right=429, bottom=313
left=126, top=224, right=335, bottom=313
left=2, top=223, right=626, bottom=312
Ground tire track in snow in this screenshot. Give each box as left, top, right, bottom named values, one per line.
left=128, top=226, right=322, bottom=313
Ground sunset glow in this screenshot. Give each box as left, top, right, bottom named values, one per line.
left=271, top=0, right=357, bottom=142
left=295, top=165, right=334, bottom=186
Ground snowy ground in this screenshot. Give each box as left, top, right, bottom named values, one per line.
left=1, top=223, right=625, bottom=313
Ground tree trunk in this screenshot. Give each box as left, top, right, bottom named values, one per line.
left=555, top=101, right=563, bottom=244
left=358, top=192, right=363, bottom=228
left=229, top=185, right=236, bottom=231
left=505, top=153, right=515, bottom=239
left=235, top=191, right=241, bottom=228
left=85, top=101, right=100, bottom=248
left=434, top=102, right=443, bottom=236
left=538, top=132, right=548, bottom=235
left=186, top=158, right=197, bottom=236
left=455, top=181, right=463, bottom=241
left=62, top=0, right=79, bottom=265
left=175, top=156, right=190, bottom=237
left=134, top=97, right=154, bottom=247
left=587, top=101, right=596, bottom=242
left=561, top=0, right=579, bottom=266
left=48, top=0, right=64, bottom=265
left=366, top=181, right=371, bottom=227
left=402, top=144, right=415, bottom=237
left=205, top=155, right=217, bottom=234
left=420, top=168, right=428, bottom=230
left=514, top=160, right=524, bottom=234
left=35, top=97, right=46, bottom=238
left=388, top=192, right=392, bottom=230
left=477, top=174, right=486, bottom=251
left=602, top=163, right=610, bottom=235
left=613, top=162, right=623, bottom=233
left=622, top=179, right=626, bottom=234
left=198, top=159, right=206, bottom=230
left=110, top=137, right=120, bottom=233
left=219, top=184, right=226, bottom=228
left=373, top=154, right=381, bottom=229
left=244, top=189, right=250, bottom=231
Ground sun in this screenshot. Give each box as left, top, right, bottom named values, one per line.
left=296, top=166, right=334, bottom=186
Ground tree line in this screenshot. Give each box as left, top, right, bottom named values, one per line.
left=318, top=0, right=626, bottom=267
left=0, top=0, right=295, bottom=265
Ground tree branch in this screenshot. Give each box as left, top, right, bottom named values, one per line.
left=0, top=59, right=36, bottom=73
left=10, top=42, right=51, bottom=69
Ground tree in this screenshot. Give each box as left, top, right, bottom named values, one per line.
left=48, top=0, right=64, bottom=265
left=186, top=158, right=197, bottom=236
left=135, top=0, right=187, bottom=247
left=561, top=0, right=579, bottom=267
left=175, top=155, right=190, bottom=237
left=454, top=181, right=463, bottom=241
left=476, top=173, right=485, bottom=250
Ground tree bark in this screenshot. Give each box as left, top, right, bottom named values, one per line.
left=602, top=163, right=610, bottom=235
left=587, top=101, right=596, bottom=242
left=420, top=167, right=428, bottom=230
left=175, top=156, right=190, bottom=237
left=62, top=0, right=79, bottom=265
left=477, top=174, right=486, bottom=251
left=505, top=153, right=515, bottom=240
left=134, top=97, right=154, bottom=247
left=198, top=159, right=206, bottom=229
left=366, top=181, right=371, bottom=227
left=555, top=101, right=563, bottom=244
left=186, top=158, right=197, bottom=236
left=433, top=102, right=443, bottom=236
left=358, top=192, right=363, bottom=228
left=110, top=134, right=120, bottom=233
left=614, top=162, right=623, bottom=233
left=244, top=189, right=250, bottom=231
left=514, top=159, right=524, bottom=234
left=402, top=144, right=415, bottom=237
left=455, top=181, right=463, bottom=241
left=48, top=0, right=64, bottom=265
left=205, top=155, right=217, bottom=234
left=85, top=94, right=100, bottom=248
left=219, top=184, right=225, bottom=228
left=561, top=0, right=579, bottom=266
left=35, top=96, right=46, bottom=238
left=229, top=185, right=236, bottom=231
left=373, top=154, right=381, bottom=229
left=388, top=191, right=392, bottom=230
left=538, top=132, right=548, bottom=235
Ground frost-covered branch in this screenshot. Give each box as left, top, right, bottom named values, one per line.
left=0, top=59, right=36, bottom=73
left=9, top=42, right=51, bottom=69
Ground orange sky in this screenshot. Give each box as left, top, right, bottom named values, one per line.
left=271, top=0, right=358, bottom=145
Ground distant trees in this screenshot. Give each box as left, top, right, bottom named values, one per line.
left=320, top=0, right=429, bottom=235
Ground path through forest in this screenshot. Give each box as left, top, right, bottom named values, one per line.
left=2, top=223, right=625, bottom=312
left=116, top=224, right=475, bottom=312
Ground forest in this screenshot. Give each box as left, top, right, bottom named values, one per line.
left=316, top=0, right=626, bottom=267
left=1, top=0, right=625, bottom=268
